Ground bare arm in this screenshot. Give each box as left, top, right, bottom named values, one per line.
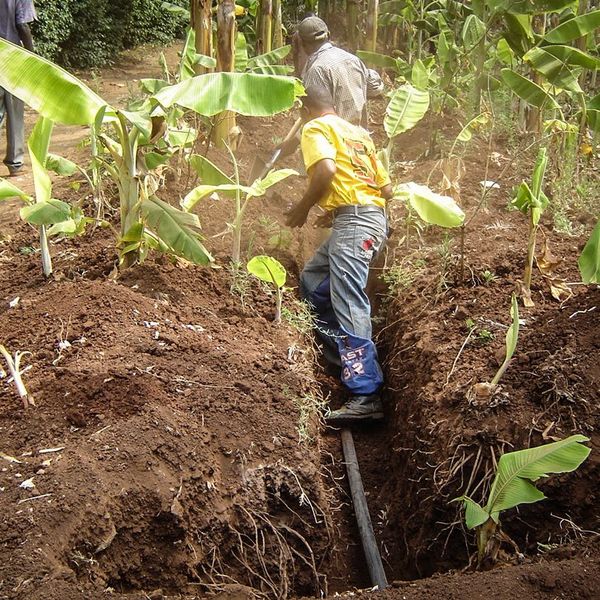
left=17, top=23, right=34, bottom=52
left=285, top=158, right=336, bottom=228
left=380, top=183, right=393, bottom=200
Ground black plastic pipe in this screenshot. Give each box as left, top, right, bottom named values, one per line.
left=341, top=428, right=389, bottom=591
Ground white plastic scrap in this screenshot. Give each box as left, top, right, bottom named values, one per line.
left=19, top=478, right=35, bottom=490
left=9, top=297, right=20, bottom=308
left=480, top=180, right=500, bottom=189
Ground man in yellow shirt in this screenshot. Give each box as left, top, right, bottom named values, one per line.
left=286, top=86, right=392, bottom=426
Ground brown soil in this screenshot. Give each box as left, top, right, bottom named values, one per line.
left=1, top=43, right=599, bottom=600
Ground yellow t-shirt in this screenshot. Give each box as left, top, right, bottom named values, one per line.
left=300, top=113, right=390, bottom=212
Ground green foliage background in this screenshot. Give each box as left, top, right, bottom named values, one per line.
left=31, top=0, right=190, bottom=68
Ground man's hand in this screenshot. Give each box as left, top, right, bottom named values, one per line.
left=313, top=210, right=333, bottom=228
left=276, top=135, right=301, bottom=158
left=285, top=201, right=312, bottom=228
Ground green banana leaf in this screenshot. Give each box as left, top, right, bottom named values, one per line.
left=188, top=154, right=234, bottom=185
left=356, top=50, right=398, bottom=70
left=394, top=182, right=465, bottom=228
left=496, top=38, right=515, bottom=67
left=491, top=293, right=520, bottom=386
left=0, top=179, right=29, bottom=201
left=524, top=48, right=582, bottom=93
left=500, top=68, right=559, bottom=110
left=235, top=32, right=249, bottom=72
left=20, top=199, right=71, bottom=226
left=502, top=14, right=535, bottom=56
left=46, top=153, right=78, bottom=176
left=247, top=45, right=291, bottom=70
left=490, top=0, right=577, bottom=14
left=384, top=84, right=430, bottom=139
left=28, top=117, right=53, bottom=206
left=140, top=78, right=170, bottom=94
left=485, top=435, right=591, bottom=518
left=141, top=196, right=213, bottom=265
left=455, top=112, right=490, bottom=144
left=247, top=255, right=287, bottom=289
left=462, top=14, right=486, bottom=54
left=182, top=168, right=297, bottom=211
left=542, top=45, right=600, bottom=70
left=0, top=39, right=106, bottom=126
left=578, top=219, right=600, bottom=284
left=456, top=435, right=590, bottom=529
left=544, top=9, right=600, bottom=44
left=379, top=0, right=407, bottom=13
left=153, top=72, right=300, bottom=117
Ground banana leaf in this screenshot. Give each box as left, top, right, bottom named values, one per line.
left=384, top=84, right=430, bottom=139
left=455, top=435, right=590, bottom=529
left=544, top=10, right=600, bottom=44
left=153, top=72, right=300, bottom=117
left=0, top=39, right=106, bottom=126
left=20, top=199, right=71, bottom=226
left=141, top=196, right=213, bottom=265
left=247, top=255, right=287, bottom=288
left=485, top=435, right=591, bottom=518
left=0, top=179, right=29, bottom=201
left=500, top=68, right=559, bottom=110
left=524, top=48, right=582, bottom=93
left=394, top=182, right=465, bottom=228
left=578, top=219, right=600, bottom=284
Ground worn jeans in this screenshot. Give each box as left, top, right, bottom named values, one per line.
left=0, top=87, right=25, bottom=171
left=300, top=207, right=387, bottom=396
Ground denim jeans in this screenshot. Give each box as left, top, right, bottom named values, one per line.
left=0, top=87, right=25, bottom=171
left=300, top=207, right=387, bottom=395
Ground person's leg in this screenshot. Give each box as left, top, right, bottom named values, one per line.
left=300, top=235, right=342, bottom=366
left=3, top=90, right=25, bottom=174
left=326, top=210, right=387, bottom=423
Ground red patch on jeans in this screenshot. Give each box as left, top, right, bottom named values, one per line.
left=362, top=238, right=374, bottom=251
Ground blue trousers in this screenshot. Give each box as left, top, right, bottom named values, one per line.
left=300, top=207, right=387, bottom=396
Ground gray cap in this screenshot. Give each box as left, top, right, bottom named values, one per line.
left=298, top=16, right=330, bottom=42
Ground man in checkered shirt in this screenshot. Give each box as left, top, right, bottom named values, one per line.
left=299, top=16, right=383, bottom=128
left=277, top=16, right=383, bottom=158
left=0, top=0, right=36, bottom=177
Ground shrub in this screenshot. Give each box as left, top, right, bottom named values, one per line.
left=31, top=0, right=189, bottom=69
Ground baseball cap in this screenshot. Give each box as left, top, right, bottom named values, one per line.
left=298, top=16, right=330, bottom=42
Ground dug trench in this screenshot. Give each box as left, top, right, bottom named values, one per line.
left=1, top=48, right=599, bottom=600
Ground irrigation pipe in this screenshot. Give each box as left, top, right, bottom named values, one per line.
left=341, top=429, right=388, bottom=591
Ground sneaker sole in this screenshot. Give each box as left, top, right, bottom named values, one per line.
left=325, top=412, right=385, bottom=427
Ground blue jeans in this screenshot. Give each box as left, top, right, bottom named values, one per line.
left=300, top=207, right=387, bottom=396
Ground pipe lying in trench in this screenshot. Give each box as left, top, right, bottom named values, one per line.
left=341, top=428, right=388, bottom=591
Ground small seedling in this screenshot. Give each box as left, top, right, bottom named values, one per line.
left=453, top=435, right=590, bottom=567
left=247, top=255, right=287, bottom=324
left=481, top=269, right=498, bottom=285
left=477, top=329, right=494, bottom=344
left=512, top=147, right=549, bottom=306
left=469, top=293, right=519, bottom=401
left=0, top=345, right=35, bottom=409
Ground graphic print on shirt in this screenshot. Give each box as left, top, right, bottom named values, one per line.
left=345, top=137, right=379, bottom=190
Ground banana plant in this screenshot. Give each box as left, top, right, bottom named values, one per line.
left=453, top=434, right=591, bottom=568
left=511, top=147, right=549, bottom=307
left=393, top=182, right=465, bottom=228
left=247, top=254, right=287, bottom=323
left=0, top=39, right=301, bottom=269
left=381, top=83, right=430, bottom=170
left=0, top=117, right=86, bottom=276
left=183, top=153, right=297, bottom=265
left=578, top=218, right=600, bottom=284
left=469, top=293, right=520, bottom=402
